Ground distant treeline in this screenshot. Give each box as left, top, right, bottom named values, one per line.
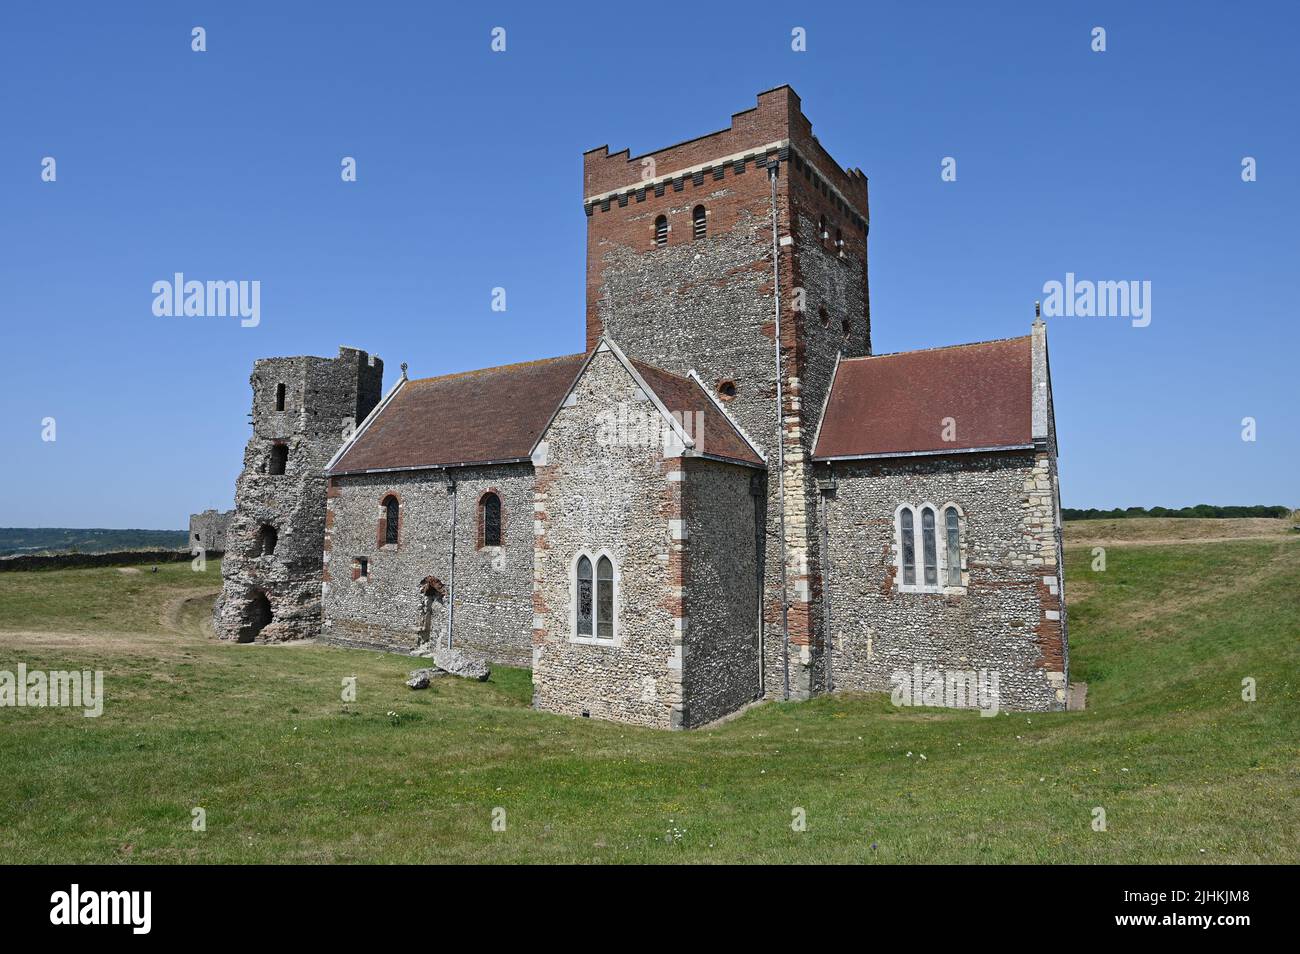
left=1063, top=505, right=1295, bottom=521
left=0, top=527, right=188, bottom=558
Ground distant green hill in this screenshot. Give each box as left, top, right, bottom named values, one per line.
left=0, top=528, right=188, bottom=558
left=1063, top=504, right=1294, bottom=521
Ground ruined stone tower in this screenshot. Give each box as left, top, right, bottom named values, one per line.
left=215, top=347, right=383, bottom=642
left=583, top=85, right=871, bottom=698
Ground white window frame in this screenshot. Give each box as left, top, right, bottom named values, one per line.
left=894, top=502, right=966, bottom=595
left=569, top=549, right=620, bottom=645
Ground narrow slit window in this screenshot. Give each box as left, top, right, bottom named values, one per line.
left=900, top=509, right=916, bottom=586
left=383, top=496, right=399, bottom=546
left=692, top=205, right=706, bottom=240
left=275, top=383, right=286, bottom=411
left=596, top=556, right=614, bottom=639
left=481, top=492, right=501, bottom=547
left=945, top=507, right=962, bottom=585
left=576, top=556, right=593, bottom=636
left=654, top=215, right=668, bottom=247
left=922, top=507, right=938, bottom=586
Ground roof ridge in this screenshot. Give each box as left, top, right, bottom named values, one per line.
left=627, top=356, right=692, bottom=383
left=843, top=334, right=1031, bottom=362
left=407, top=352, right=584, bottom=386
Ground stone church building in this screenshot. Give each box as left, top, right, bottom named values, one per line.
left=215, top=86, right=1069, bottom=728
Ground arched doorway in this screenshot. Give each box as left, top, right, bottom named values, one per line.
left=238, top=589, right=272, bottom=643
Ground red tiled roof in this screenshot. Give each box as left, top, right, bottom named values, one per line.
left=630, top=360, right=765, bottom=468
left=813, top=336, right=1034, bottom=460
left=329, top=354, right=586, bottom=473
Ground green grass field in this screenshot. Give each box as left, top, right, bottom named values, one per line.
left=0, top=525, right=1296, bottom=863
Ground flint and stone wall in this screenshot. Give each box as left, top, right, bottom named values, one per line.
left=681, top=458, right=762, bottom=726
left=532, top=349, right=685, bottom=728
left=531, top=348, right=765, bottom=729
left=819, top=450, right=1068, bottom=712
left=321, top=464, right=534, bottom=666
left=214, top=347, right=383, bottom=643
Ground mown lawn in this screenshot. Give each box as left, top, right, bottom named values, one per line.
left=0, top=536, right=1296, bottom=864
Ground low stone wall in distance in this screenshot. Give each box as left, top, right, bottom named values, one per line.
left=0, top=549, right=223, bottom=572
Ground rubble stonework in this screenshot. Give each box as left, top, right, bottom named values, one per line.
left=188, top=508, right=233, bottom=553
left=320, top=463, right=535, bottom=664
left=818, top=450, right=1067, bottom=711
left=530, top=345, right=763, bottom=728
left=214, top=347, right=383, bottom=643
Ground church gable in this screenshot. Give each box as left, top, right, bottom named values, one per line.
left=530, top=340, right=765, bottom=728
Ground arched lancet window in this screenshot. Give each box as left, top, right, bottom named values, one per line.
left=692, top=205, right=707, bottom=240
left=576, top=556, right=593, bottom=637
left=818, top=215, right=828, bottom=241
left=596, top=556, right=614, bottom=640
left=654, top=214, right=668, bottom=247
left=481, top=492, right=502, bottom=547
left=944, top=507, right=962, bottom=586
left=268, top=443, right=288, bottom=476
left=275, top=383, right=286, bottom=411
left=921, top=507, right=938, bottom=586
left=382, top=495, right=399, bottom=546
left=835, top=227, right=843, bottom=252
left=900, top=509, right=916, bottom=586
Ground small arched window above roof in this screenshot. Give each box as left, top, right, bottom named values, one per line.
left=692, top=205, right=707, bottom=240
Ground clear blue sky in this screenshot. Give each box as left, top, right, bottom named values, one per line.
left=2, top=1, right=1295, bottom=528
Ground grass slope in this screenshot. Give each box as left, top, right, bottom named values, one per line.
left=0, top=535, right=1296, bottom=864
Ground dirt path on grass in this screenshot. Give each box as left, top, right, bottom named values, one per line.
left=0, top=586, right=221, bottom=658
left=159, top=587, right=221, bottom=637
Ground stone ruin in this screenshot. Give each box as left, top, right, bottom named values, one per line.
left=188, top=508, right=233, bottom=554
left=213, top=347, right=383, bottom=643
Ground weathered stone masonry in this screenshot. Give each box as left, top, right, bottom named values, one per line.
left=321, top=464, right=535, bottom=666
left=819, top=450, right=1067, bottom=711
left=214, top=347, right=382, bottom=643
left=188, top=508, right=232, bottom=554
left=530, top=345, right=764, bottom=728
left=532, top=348, right=687, bottom=728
